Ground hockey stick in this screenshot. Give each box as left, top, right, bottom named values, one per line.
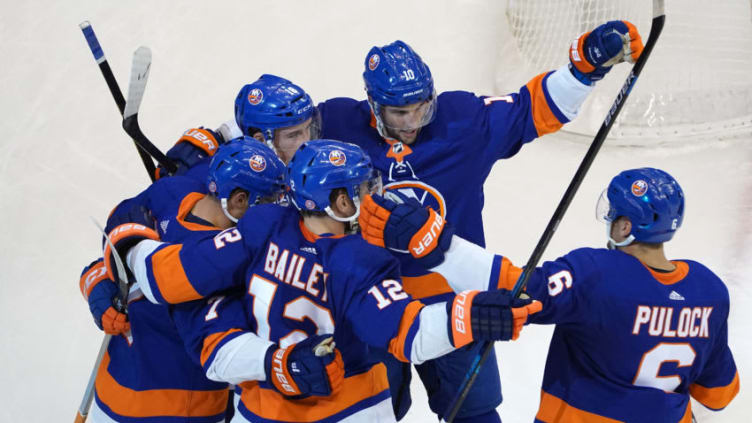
left=442, top=2, right=666, bottom=421
left=75, top=219, right=133, bottom=423
left=79, top=22, right=158, bottom=182
left=122, top=46, right=178, bottom=176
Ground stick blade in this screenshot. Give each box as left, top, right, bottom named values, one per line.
left=123, top=46, right=152, bottom=119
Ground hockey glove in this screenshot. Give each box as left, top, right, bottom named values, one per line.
left=447, top=290, right=542, bottom=348
left=103, top=205, right=159, bottom=286
left=156, top=127, right=220, bottom=179
left=359, top=192, right=454, bottom=269
left=264, top=335, right=344, bottom=398
left=80, top=259, right=130, bottom=335
left=569, top=20, right=643, bottom=85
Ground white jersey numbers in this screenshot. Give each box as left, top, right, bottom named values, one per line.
left=547, top=270, right=573, bottom=296
left=368, top=279, right=409, bottom=310
left=204, top=295, right=226, bottom=321
left=214, top=228, right=242, bottom=249
left=633, top=342, right=696, bottom=392
left=248, top=274, right=334, bottom=349
left=483, top=95, right=514, bottom=106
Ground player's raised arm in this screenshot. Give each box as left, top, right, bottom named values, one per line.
left=480, top=20, right=644, bottom=159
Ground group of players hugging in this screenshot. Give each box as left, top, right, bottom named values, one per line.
left=77, top=19, right=739, bottom=423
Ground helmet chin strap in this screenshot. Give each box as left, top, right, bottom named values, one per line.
left=324, top=196, right=362, bottom=234
left=606, top=221, right=635, bottom=249
left=367, top=99, right=390, bottom=140
left=221, top=198, right=239, bottom=224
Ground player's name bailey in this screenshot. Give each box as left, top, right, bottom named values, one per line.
left=631, top=305, right=712, bottom=338
left=263, top=242, right=329, bottom=301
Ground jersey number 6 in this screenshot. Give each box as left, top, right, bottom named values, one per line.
left=633, top=342, right=696, bottom=391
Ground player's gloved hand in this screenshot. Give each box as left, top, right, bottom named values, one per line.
left=569, top=20, right=643, bottom=85
left=80, top=259, right=130, bottom=335
left=156, top=128, right=220, bottom=179
left=264, top=335, right=345, bottom=398
left=103, top=205, right=160, bottom=285
left=447, top=290, right=542, bottom=348
left=359, top=192, right=454, bottom=269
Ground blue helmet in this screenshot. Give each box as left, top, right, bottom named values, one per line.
left=363, top=40, right=437, bottom=139
left=286, top=139, right=382, bottom=223
left=234, top=74, right=320, bottom=145
left=207, top=137, right=286, bottom=222
left=596, top=167, right=685, bottom=244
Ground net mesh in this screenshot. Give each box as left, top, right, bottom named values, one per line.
left=495, top=0, right=752, bottom=146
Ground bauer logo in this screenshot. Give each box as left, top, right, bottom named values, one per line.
left=328, top=150, right=346, bottom=166
left=631, top=180, right=648, bottom=197
left=249, top=154, right=267, bottom=172
left=368, top=54, right=380, bottom=71
left=247, top=88, right=263, bottom=105
left=208, top=181, right=218, bottom=193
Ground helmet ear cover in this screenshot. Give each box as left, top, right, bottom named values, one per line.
left=285, top=140, right=381, bottom=224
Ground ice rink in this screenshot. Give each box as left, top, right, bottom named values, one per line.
left=0, top=1, right=748, bottom=421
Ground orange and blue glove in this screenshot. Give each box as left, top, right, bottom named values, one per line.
left=103, top=204, right=160, bottom=285
left=263, top=335, right=345, bottom=398
left=156, top=127, right=221, bottom=179
left=447, top=290, right=542, bottom=348
left=80, top=259, right=130, bottom=335
left=359, top=192, right=454, bottom=269
left=569, top=20, right=644, bottom=85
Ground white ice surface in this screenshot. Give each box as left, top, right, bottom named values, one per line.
left=0, top=1, right=748, bottom=421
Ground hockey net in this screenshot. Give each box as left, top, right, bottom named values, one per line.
left=495, top=0, right=752, bottom=146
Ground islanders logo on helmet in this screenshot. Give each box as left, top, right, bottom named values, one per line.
left=247, top=88, right=264, bottom=106
left=248, top=154, right=267, bottom=172
left=631, top=180, right=648, bottom=197
left=368, top=53, right=380, bottom=71
left=305, top=199, right=317, bottom=210
left=208, top=181, right=218, bottom=194
left=328, top=150, right=347, bottom=166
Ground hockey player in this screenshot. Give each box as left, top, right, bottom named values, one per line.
left=358, top=167, right=740, bottom=422
left=316, top=20, right=645, bottom=422
left=79, top=139, right=286, bottom=422
left=101, top=139, right=542, bottom=422
left=160, top=74, right=319, bottom=181
left=232, top=74, right=320, bottom=164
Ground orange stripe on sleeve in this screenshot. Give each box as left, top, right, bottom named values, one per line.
left=95, top=351, right=228, bottom=418
left=690, top=372, right=740, bottom=410
left=526, top=72, right=564, bottom=136
left=401, top=272, right=453, bottom=299
left=536, top=390, right=621, bottom=422
left=201, top=328, right=243, bottom=366
left=150, top=244, right=202, bottom=303
left=497, top=257, right=523, bottom=291
left=388, top=300, right=425, bottom=362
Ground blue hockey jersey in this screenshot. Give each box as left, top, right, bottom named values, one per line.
left=319, top=71, right=574, bottom=303
left=484, top=248, right=739, bottom=422
left=92, top=176, right=231, bottom=422
left=131, top=204, right=443, bottom=422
